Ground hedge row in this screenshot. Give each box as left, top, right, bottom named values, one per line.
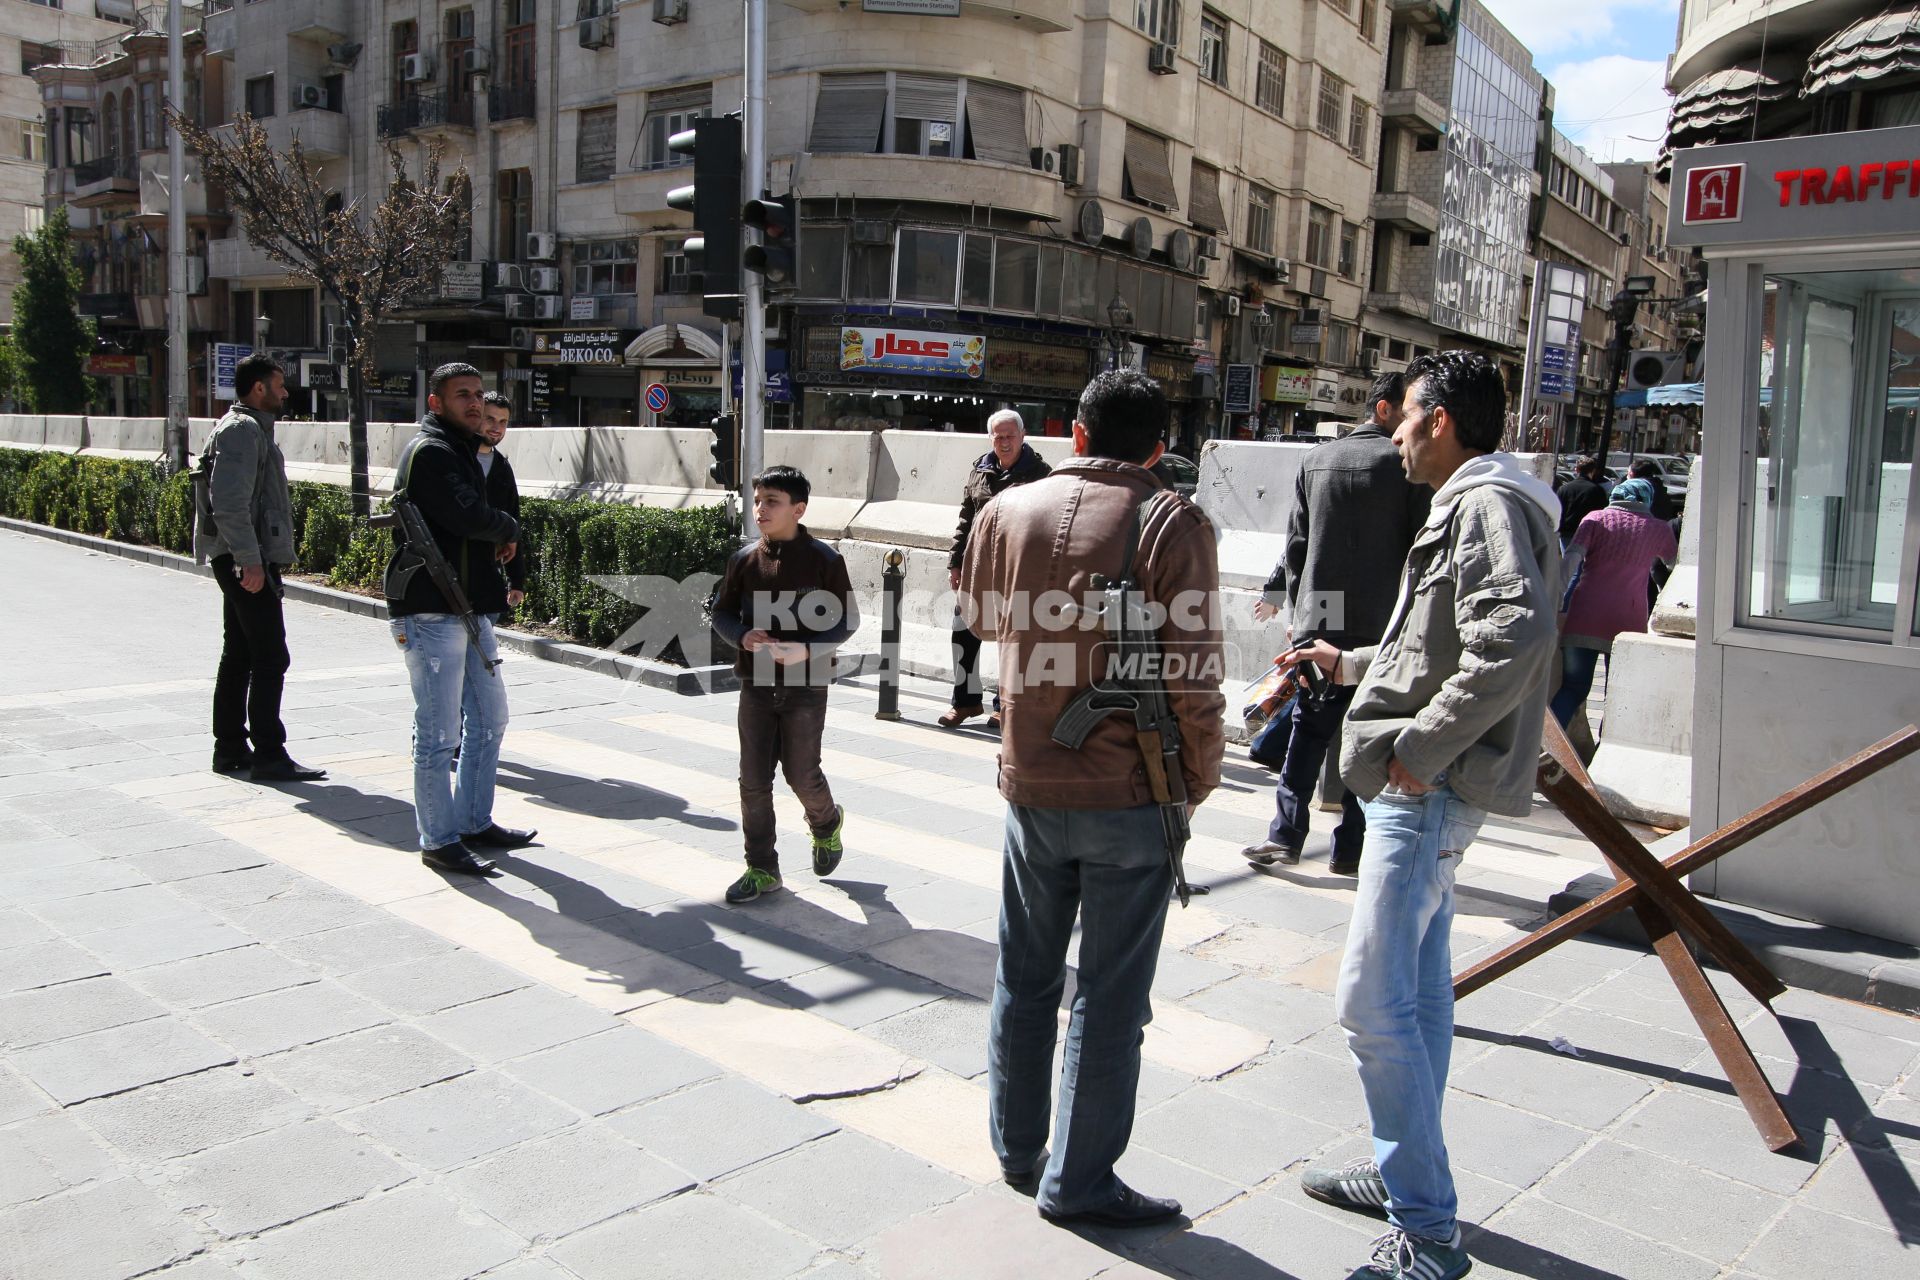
left=0, top=447, right=737, bottom=653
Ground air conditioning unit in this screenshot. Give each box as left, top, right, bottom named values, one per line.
left=570, top=296, right=598, bottom=320
left=328, top=344, right=349, bottom=365
left=1029, top=146, right=1059, bottom=176
left=1223, top=295, right=1241, bottom=317
left=1300, top=306, right=1325, bottom=325
left=293, top=83, right=326, bottom=109
left=1627, top=349, right=1687, bottom=390
left=534, top=295, right=564, bottom=320
left=1359, top=347, right=1380, bottom=372
left=1307, top=268, right=1328, bottom=296
left=578, top=17, right=614, bottom=49
left=400, top=53, right=434, bottom=83
left=503, top=293, right=530, bottom=318
left=1056, top=142, right=1082, bottom=188
left=528, top=266, right=562, bottom=293
left=525, top=232, right=558, bottom=261
left=492, top=262, right=527, bottom=291
left=653, top=0, right=689, bottom=25
left=1148, top=43, right=1178, bottom=75
left=850, top=220, right=890, bottom=245
left=1196, top=235, right=1219, bottom=259
left=508, top=326, right=533, bottom=350
left=462, top=48, right=491, bottom=75
left=328, top=323, right=351, bottom=348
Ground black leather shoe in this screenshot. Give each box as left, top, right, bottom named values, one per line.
left=462, top=823, right=538, bottom=849
left=1039, top=1183, right=1183, bottom=1229
left=249, top=757, right=328, bottom=783
left=1003, top=1151, right=1048, bottom=1193
left=211, top=749, right=253, bottom=775
left=421, top=841, right=500, bottom=877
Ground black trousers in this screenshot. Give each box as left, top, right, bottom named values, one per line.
left=950, top=614, right=1001, bottom=712
left=1269, top=683, right=1364, bottom=859
left=211, top=554, right=289, bottom=758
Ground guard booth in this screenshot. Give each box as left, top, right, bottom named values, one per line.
left=1671, top=126, right=1920, bottom=947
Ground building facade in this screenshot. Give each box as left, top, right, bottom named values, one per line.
left=1603, top=158, right=1696, bottom=456
left=1526, top=130, right=1626, bottom=452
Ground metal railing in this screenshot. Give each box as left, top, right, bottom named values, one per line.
left=74, top=154, right=138, bottom=186
left=488, top=82, right=537, bottom=123
left=377, top=91, right=473, bottom=139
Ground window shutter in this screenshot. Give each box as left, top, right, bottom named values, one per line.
left=1123, top=126, right=1179, bottom=210
left=965, top=81, right=1028, bottom=166
left=648, top=83, right=712, bottom=114
left=577, top=106, right=616, bottom=182
left=808, top=72, right=888, bottom=153
left=1189, top=161, right=1227, bottom=232
left=894, top=73, right=959, bottom=122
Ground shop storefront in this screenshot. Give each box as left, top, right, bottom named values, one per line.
left=1670, top=125, right=1920, bottom=945
left=794, top=318, right=1092, bottom=436
left=622, top=324, right=725, bottom=429
left=1256, top=363, right=1314, bottom=438
left=531, top=329, right=640, bottom=426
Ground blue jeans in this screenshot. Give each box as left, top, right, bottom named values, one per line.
left=988, top=803, right=1171, bottom=1216
left=390, top=613, right=510, bottom=851
left=1550, top=644, right=1604, bottom=726
left=1336, top=784, right=1486, bottom=1243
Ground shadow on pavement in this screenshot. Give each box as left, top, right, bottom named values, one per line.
left=496, top=759, right=736, bottom=832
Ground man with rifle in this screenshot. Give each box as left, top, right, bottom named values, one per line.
left=383, top=362, right=536, bottom=878
left=959, top=368, right=1224, bottom=1229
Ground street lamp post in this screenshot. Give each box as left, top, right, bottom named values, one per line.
left=1106, top=292, right=1134, bottom=371
left=1593, top=275, right=1656, bottom=463
left=1250, top=307, right=1274, bottom=434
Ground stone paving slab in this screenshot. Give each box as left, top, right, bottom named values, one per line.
left=4, top=528, right=1919, bottom=1279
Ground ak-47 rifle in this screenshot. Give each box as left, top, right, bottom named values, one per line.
left=371, top=498, right=500, bottom=676
left=1051, top=496, right=1203, bottom=906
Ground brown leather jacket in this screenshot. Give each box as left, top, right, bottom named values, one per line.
left=959, top=457, right=1225, bottom=810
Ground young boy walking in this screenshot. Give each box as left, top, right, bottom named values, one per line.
left=710, top=466, right=859, bottom=903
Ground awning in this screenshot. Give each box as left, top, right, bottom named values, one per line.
left=1666, top=65, right=1797, bottom=152
left=1805, top=6, right=1920, bottom=97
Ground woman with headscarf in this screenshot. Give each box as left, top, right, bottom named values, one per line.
left=1551, top=478, right=1679, bottom=727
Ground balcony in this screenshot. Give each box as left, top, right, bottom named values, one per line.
left=286, top=0, right=353, bottom=41
left=1381, top=88, right=1447, bottom=137
left=1371, top=191, right=1440, bottom=233
left=378, top=91, right=475, bottom=140
left=1387, top=0, right=1450, bottom=33
left=73, top=155, right=139, bottom=208
left=785, top=152, right=1064, bottom=222
left=1366, top=289, right=1432, bottom=321
left=204, top=4, right=235, bottom=57
left=488, top=82, right=537, bottom=124
left=270, top=107, right=350, bottom=160
left=78, top=292, right=136, bottom=324
left=208, top=236, right=285, bottom=280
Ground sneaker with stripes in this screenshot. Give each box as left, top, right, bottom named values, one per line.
left=1356, top=1227, right=1471, bottom=1280
left=1300, top=1157, right=1389, bottom=1217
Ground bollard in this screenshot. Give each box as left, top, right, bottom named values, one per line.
left=876, top=547, right=905, bottom=721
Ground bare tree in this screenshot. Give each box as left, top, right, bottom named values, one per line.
left=169, top=110, right=470, bottom=518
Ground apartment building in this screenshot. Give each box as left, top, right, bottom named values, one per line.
left=36, top=1, right=1401, bottom=440
left=1, top=0, right=130, bottom=327
left=1603, top=158, right=1696, bottom=455
left=1528, top=130, right=1626, bottom=450
left=1362, top=0, right=1543, bottom=399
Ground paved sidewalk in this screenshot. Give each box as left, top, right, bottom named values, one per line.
left=2, top=528, right=1917, bottom=1280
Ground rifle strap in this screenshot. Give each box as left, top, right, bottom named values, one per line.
left=1115, top=485, right=1171, bottom=588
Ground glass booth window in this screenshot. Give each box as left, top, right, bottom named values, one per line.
left=1747, top=272, right=1920, bottom=639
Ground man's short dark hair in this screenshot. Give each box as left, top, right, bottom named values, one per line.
left=428, top=362, right=483, bottom=399
left=1577, top=454, right=1603, bottom=478
left=233, top=354, right=284, bottom=400
left=751, top=464, right=810, bottom=506
left=1628, top=458, right=1661, bottom=480
left=482, top=390, right=512, bottom=412
left=1367, top=370, right=1406, bottom=416
left=1406, top=351, right=1506, bottom=453
left=1076, top=368, right=1168, bottom=464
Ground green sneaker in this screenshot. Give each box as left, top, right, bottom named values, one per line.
left=811, top=805, right=845, bottom=877
left=725, top=868, right=782, bottom=904
left=1356, top=1227, right=1471, bottom=1280
left=1301, top=1157, right=1389, bottom=1218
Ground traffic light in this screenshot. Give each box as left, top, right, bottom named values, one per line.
left=666, top=116, right=742, bottom=321
left=708, top=413, right=737, bottom=488
left=741, top=194, right=797, bottom=289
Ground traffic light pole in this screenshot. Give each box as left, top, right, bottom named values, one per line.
left=740, top=0, right=768, bottom=492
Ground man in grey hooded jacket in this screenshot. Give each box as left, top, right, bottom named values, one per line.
left=1284, top=351, right=1561, bottom=1280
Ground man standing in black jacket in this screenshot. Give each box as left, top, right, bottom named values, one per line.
left=942, top=410, right=1050, bottom=729
left=1556, top=456, right=1609, bottom=547
left=1245, top=372, right=1429, bottom=874
left=385, top=364, right=535, bottom=877
left=479, top=391, right=528, bottom=612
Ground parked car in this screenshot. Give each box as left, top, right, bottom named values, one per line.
left=1152, top=452, right=1199, bottom=497
left=1608, top=451, right=1691, bottom=505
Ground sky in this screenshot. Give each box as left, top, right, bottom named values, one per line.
left=1480, top=0, right=1681, bottom=164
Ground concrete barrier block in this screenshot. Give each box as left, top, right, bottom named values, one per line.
left=0, top=415, right=46, bottom=449
left=1589, top=631, right=1694, bottom=828
left=80, top=416, right=165, bottom=459
left=847, top=499, right=961, bottom=550
left=589, top=427, right=718, bottom=495
left=1215, top=528, right=1288, bottom=593
left=43, top=417, right=85, bottom=452
left=765, top=429, right=879, bottom=499
left=1196, top=440, right=1312, bottom=537
left=573, top=482, right=727, bottom=512
left=504, top=426, right=589, bottom=497
left=187, top=417, right=219, bottom=457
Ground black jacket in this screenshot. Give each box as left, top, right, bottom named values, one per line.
left=1262, top=423, right=1431, bottom=650
left=711, top=526, right=859, bottom=686
left=385, top=414, right=520, bottom=618
left=1556, top=477, right=1608, bottom=543
left=949, top=443, right=1052, bottom=570
left=482, top=448, right=528, bottom=591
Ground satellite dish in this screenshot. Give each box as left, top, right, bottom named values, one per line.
left=1076, top=199, right=1106, bottom=245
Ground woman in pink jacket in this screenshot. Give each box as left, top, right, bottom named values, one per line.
left=1551, top=478, right=1677, bottom=726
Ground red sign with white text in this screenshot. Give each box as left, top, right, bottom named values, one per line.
left=1682, top=163, right=1745, bottom=225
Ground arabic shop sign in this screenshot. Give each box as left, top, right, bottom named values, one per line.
left=839, top=326, right=984, bottom=380
left=983, top=339, right=1089, bottom=392
left=1262, top=366, right=1313, bottom=404
left=531, top=329, right=636, bottom=366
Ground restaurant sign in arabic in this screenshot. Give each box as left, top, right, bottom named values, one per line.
left=839, top=326, right=984, bottom=380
